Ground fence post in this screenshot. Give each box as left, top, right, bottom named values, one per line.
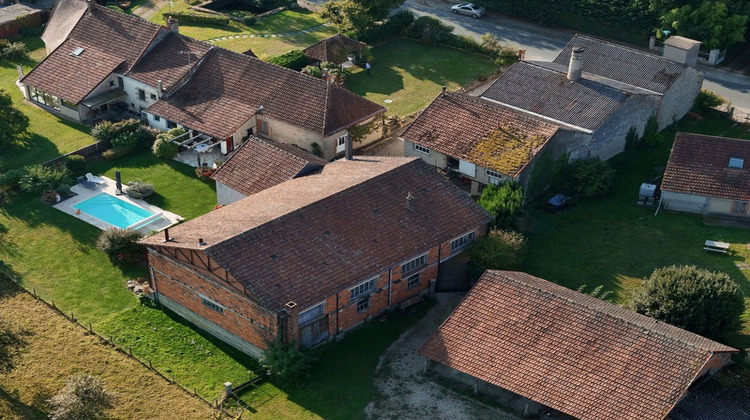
left=129, top=347, right=132, bottom=356
left=70, top=312, right=74, bottom=321
left=149, top=360, right=153, bottom=369
left=32, top=287, right=37, bottom=298
left=89, top=323, right=93, bottom=333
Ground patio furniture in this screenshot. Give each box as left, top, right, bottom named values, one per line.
left=704, top=240, right=730, bottom=254
left=76, top=176, right=98, bottom=190
left=85, top=173, right=106, bottom=185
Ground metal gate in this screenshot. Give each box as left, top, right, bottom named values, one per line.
left=435, top=254, right=472, bottom=292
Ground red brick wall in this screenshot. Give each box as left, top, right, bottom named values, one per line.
left=148, top=249, right=278, bottom=354
left=0, top=11, right=41, bottom=38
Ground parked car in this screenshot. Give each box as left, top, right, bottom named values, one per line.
left=545, top=193, right=572, bottom=213
left=451, top=3, right=486, bottom=18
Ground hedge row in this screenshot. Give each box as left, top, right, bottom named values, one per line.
left=161, top=11, right=230, bottom=26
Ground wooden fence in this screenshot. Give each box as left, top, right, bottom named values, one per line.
left=41, top=140, right=112, bottom=168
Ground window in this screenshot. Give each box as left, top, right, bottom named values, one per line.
left=451, top=232, right=475, bottom=251
left=167, top=120, right=177, bottom=129
left=150, top=93, right=157, bottom=100
left=202, top=297, right=224, bottom=313
left=406, top=273, right=420, bottom=289
left=350, top=278, right=377, bottom=300
left=109, top=80, right=115, bottom=87
left=137, top=88, right=146, bottom=101
left=257, top=120, right=269, bottom=136
left=486, top=169, right=503, bottom=184
left=153, top=115, right=160, bottom=122
left=298, top=303, right=324, bottom=326
left=731, top=201, right=748, bottom=215
left=401, top=254, right=427, bottom=274
left=61, top=99, right=77, bottom=110
left=336, top=135, right=347, bottom=153
left=414, top=144, right=430, bottom=154
left=356, top=297, right=370, bottom=313
left=117, top=76, right=124, bottom=88
left=729, top=157, right=744, bottom=169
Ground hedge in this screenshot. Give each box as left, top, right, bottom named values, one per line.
left=161, top=11, right=230, bottom=26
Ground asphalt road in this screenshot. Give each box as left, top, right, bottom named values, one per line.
left=399, top=0, right=750, bottom=116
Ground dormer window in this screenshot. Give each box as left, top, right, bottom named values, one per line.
left=728, top=157, right=744, bottom=169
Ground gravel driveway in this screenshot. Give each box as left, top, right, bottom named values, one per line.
left=364, top=294, right=520, bottom=420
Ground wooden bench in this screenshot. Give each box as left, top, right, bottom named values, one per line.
left=398, top=295, right=424, bottom=312
left=704, top=240, right=730, bottom=254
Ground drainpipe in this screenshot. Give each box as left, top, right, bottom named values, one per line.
left=335, top=293, right=339, bottom=335
left=149, top=266, right=159, bottom=303
left=387, top=267, right=393, bottom=307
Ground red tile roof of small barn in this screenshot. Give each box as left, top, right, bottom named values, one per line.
left=141, top=157, right=492, bottom=310
left=419, top=270, right=737, bottom=420
left=22, top=5, right=162, bottom=103
left=303, top=34, right=366, bottom=63
left=211, top=136, right=327, bottom=197
left=401, top=92, right=559, bottom=176
left=146, top=47, right=385, bottom=139
left=661, top=133, right=750, bottom=201
left=128, top=32, right=213, bottom=92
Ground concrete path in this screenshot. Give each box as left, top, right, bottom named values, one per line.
left=203, top=24, right=328, bottom=43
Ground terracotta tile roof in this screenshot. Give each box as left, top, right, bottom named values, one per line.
left=419, top=270, right=737, bottom=420
left=553, top=34, right=687, bottom=94
left=211, top=136, right=328, bottom=197
left=146, top=48, right=385, bottom=139
left=141, top=157, right=492, bottom=310
left=22, top=5, right=162, bottom=103
left=661, top=133, right=750, bottom=201
left=401, top=92, right=559, bottom=177
left=41, top=0, right=87, bottom=53
left=127, top=32, right=213, bottom=92
left=481, top=61, right=628, bottom=131
left=303, top=34, right=366, bottom=64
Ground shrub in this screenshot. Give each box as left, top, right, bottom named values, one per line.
left=631, top=265, right=745, bottom=338
left=302, top=65, right=323, bottom=78
left=495, top=47, right=519, bottom=66
left=268, top=50, right=310, bottom=71
left=110, top=132, right=139, bottom=155
left=478, top=181, right=524, bottom=229
left=96, top=228, right=144, bottom=264
left=640, top=114, right=664, bottom=146
left=161, top=11, right=230, bottom=26
left=465, top=229, right=527, bottom=280
left=152, top=137, right=178, bottom=159
left=261, top=337, right=314, bottom=383
left=560, top=158, right=615, bottom=198
left=1, top=41, right=28, bottom=60
left=195, top=164, right=215, bottom=180
left=91, top=121, right=116, bottom=143
left=133, top=126, right=158, bottom=147
left=125, top=180, right=154, bottom=199
left=404, top=16, right=485, bottom=54
left=166, top=127, right=186, bottom=138
left=65, top=155, right=87, bottom=174
left=48, top=374, right=115, bottom=420
left=480, top=32, right=501, bottom=54
left=693, top=89, right=726, bottom=112
left=353, top=10, right=414, bottom=43
left=243, top=15, right=257, bottom=25
left=19, top=165, right=71, bottom=195
left=310, top=142, right=323, bottom=157
left=0, top=167, right=29, bottom=191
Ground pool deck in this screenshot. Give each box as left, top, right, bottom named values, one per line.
left=54, top=176, right=184, bottom=235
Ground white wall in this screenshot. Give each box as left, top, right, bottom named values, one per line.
left=216, top=182, right=247, bottom=206
left=659, top=68, right=704, bottom=129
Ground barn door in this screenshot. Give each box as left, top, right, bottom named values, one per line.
left=299, top=315, right=329, bottom=348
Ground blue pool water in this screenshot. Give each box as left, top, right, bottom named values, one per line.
left=73, top=193, right=153, bottom=229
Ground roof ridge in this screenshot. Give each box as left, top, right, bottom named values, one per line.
left=572, top=33, right=685, bottom=67
left=322, top=82, right=332, bottom=133
left=496, top=271, right=736, bottom=352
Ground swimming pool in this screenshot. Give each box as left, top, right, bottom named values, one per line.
left=73, top=193, right=154, bottom=229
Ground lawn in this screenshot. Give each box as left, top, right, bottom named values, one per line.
left=0, top=277, right=219, bottom=420
left=346, top=39, right=498, bottom=117
left=0, top=37, right=93, bottom=170
left=521, top=113, right=750, bottom=350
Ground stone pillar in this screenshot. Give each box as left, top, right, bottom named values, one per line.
left=708, top=49, right=721, bottom=65
left=649, top=36, right=656, bottom=51
left=470, top=180, right=479, bottom=196
left=223, top=382, right=233, bottom=398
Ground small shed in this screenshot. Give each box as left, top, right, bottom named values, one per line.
left=0, top=3, right=42, bottom=38
left=303, top=34, right=367, bottom=66
left=663, top=36, right=701, bottom=67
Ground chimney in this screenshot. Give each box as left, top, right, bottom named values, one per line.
left=406, top=192, right=415, bottom=211
left=567, top=47, right=584, bottom=81
left=198, top=237, right=206, bottom=246
left=344, top=135, right=353, bottom=160
left=157, top=80, right=163, bottom=99
left=162, top=228, right=171, bottom=242
left=86, top=0, right=94, bottom=14
left=441, top=85, right=446, bottom=97
left=167, top=16, right=179, bottom=33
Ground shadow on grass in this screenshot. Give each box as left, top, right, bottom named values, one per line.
left=0, top=387, right=46, bottom=420
left=236, top=303, right=434, bottom=420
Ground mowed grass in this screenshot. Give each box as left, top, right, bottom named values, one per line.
left=0, top=277, right=220, bottom=419
left=522, top=114, right=750, bottom=349
left=0, top=37, right=93, bottom=170
left=346, top=39, right=498, bottom=117
left=216, top=26, right=337, bottom=58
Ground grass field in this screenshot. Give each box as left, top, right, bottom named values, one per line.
left=346, top=39, right=498, bottom=117
left=522, top=114, right=750, bottom=350
left=0, top=277, right=220, bottom=419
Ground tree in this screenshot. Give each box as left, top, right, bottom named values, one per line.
left=659, top=2, right=748, bottom=49
left=477, top=181, right=523, bottom=229
left=631, top=265, right=745, bottom=338
left=0, top=319, right=27, bottom=374
left=561, top=158, right=615, bottom=198
left=320, top=0, right=405, bottom=32
left=48, top=374, right=115, bottom=420
left=0, top=89, right=30, bottom=151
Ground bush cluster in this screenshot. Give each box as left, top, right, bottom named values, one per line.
left=96, top=228, right=144, bottom=264
left=151, top=129, right=184, bottom=159
left=466, top=228, right=528, bottom=280
left=353, top=10, right=415, bottom=43
left=161, top=11, right=230, bottom=26
left=125, top=179, right=154, bottom=199
left=260, top=337, right=314, bottom=383
left=559, top=158, right=615, bottom=199
left=693, top=89, right=726, bottom=112
left=478, top=181, right=524, bottom=229
left=0, top=39, right=28, bottom=60
left=65, top=155, right=87, bottom=174
left=19, top=165, right=72, bottom=195
left=268, top=50, right=310, bottom=71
